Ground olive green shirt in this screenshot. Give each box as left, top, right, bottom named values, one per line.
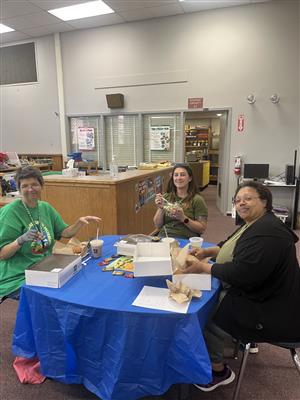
left=158, top=193, right=208, bottom=239
left=216, top=223, right=250, bottom=264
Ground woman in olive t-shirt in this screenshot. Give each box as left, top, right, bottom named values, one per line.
left=153, top=163, right=208, bottom=239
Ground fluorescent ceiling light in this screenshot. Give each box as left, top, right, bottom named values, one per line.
left=217, top=113, right=222, bottom=116
left=0, top=23, right=15, bottom=33
left=48, top=0, right=114, bottom=21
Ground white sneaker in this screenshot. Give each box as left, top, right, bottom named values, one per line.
left=194, top=364, right=235, bottom=392
left=249, top=342, right=259, bottom=354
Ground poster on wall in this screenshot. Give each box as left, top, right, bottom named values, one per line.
left=150, top=126, right=171, bottom=150
left=77, top=127, right=95, bottom=150
left=146, top=178, right=155, bottom=201
left=154, top=176, right=163, bottom=194
left=138, top=180, right=147, bottom=207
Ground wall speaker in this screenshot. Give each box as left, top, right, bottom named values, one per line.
left=106, top=93, right=124, bottom=109
left=285, top=164, right=295, bottom=185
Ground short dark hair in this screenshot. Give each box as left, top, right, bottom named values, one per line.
left=15, top=166, right=44, bottom=189
left=167, top=163, right=198, bottom=203
left=234, top=181, right=273, bottom=211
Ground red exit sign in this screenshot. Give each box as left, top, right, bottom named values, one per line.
left=188, top=97, right=203, bottom=109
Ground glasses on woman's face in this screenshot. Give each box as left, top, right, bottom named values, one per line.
left=20, top=183, right=41, bottom=191
left=233, top=195, right=260, bottom=205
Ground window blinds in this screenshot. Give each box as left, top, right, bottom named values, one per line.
left=143, top=114, right=181, bottom=163
left=104, top=114, right=138, bottom=168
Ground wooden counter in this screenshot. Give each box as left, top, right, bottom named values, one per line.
left=42, top=167, right=172, bottom=241
left=0, top=196, right=17, bottom=208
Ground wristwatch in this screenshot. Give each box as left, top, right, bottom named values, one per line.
left=183, top=218, right=189, bottom=224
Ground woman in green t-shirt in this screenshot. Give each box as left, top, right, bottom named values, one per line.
left=0, top=166, right=101, bottom=303
left=153, top=163, right=208, bottom=239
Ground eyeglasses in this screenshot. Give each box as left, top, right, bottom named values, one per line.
left=233, top=196, right=260, bottom=205
left=20, top=183, right=41, bottom=190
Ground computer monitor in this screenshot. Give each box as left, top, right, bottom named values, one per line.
left=243, top=163, right=269, bottom=180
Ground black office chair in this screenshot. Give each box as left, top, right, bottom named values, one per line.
left=232, top=341, right=300, bottom=400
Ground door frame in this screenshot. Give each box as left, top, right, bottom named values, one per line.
left=183, top=107, right=232, bottom=215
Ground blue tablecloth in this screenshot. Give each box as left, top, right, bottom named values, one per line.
left=13, top=236, right=220, bottom=400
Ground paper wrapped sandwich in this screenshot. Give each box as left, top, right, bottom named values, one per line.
left=166, top=279, right=202, bottom=304
left=169, top=243, right=212, bottom=294
left=52, top=237, right=88, bottom=257
left=171, top=243, right=200, bottom=274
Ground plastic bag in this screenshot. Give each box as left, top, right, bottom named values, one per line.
left=13, top=357, right=46, bottom=384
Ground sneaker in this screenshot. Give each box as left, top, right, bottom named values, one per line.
left=249, top=342, right=259, bottom=354
left=194, top=364, right=235, bottom=392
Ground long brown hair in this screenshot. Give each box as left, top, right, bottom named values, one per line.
left=166, top=163, right=198, bottom=206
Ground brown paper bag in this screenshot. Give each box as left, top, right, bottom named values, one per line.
left=52, top=238, right=88, bottom=257
left=171, top=244, right=199, bottom=274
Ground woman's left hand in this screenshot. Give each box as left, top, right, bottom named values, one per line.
left=78, top=216, right=102, bottom=225
left=184, top=259, right=207, bottom=274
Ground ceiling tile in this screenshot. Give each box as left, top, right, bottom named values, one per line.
left=3, top=11, right=62, bottom=30
left=67, top=13, right=124, bottom=28
left=0, top=0, right=270, bottom=42
left=1, top=0, right=41, bottom=19
left=148, top=3, right=183, bottom=18
left=2, top=15, right=38, bottom=30
left=117, top=8, right=155, bottom=22
left=28, top=0, right=87, bottom=11
left=104, top=0, right=178, bottom=13
left=180, top=0, right=251, bottom=13
left=20, top=22, right=74, bottom=36
left=0, top=31, right=32, bottom=44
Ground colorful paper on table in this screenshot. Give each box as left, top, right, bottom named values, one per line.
left=108, top=256, right=134, bottom=271
left=132, top=286, right=190, bottom=314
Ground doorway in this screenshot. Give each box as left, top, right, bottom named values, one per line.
left=183, top=109, right=231, bottom=215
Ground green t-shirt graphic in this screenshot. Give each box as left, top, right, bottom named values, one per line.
left=0, top=200, right=68, bottom=297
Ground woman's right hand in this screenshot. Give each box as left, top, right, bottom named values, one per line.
left=155, top=193, right=164, bottom=209
left=17, top=229, right=40, bottom=246
left=184, top=258, right=206, bottom=274
left=190, top=247, right=207, bottom=260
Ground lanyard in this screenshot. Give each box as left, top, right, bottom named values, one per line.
left=21, top=201, right=49, bottom=253
left=22, top=201, right=42, bottom=233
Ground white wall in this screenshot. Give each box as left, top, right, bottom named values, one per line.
left=1, top=0, right=299, bottom=211
left=60, top=0, right=299, bottom=208
left=0, top=36, right=61, bottom=153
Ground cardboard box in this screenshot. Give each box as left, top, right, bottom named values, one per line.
left=172, top=273, right=211, bottom=290
left=115, top=241, right=136, bottom=256
left=133, top=242, right=172, bottom=277
left=25, top=254, right=82, bottom=288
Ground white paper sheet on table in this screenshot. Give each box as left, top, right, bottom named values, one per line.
left=132, top=286, right=190, bottom=314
